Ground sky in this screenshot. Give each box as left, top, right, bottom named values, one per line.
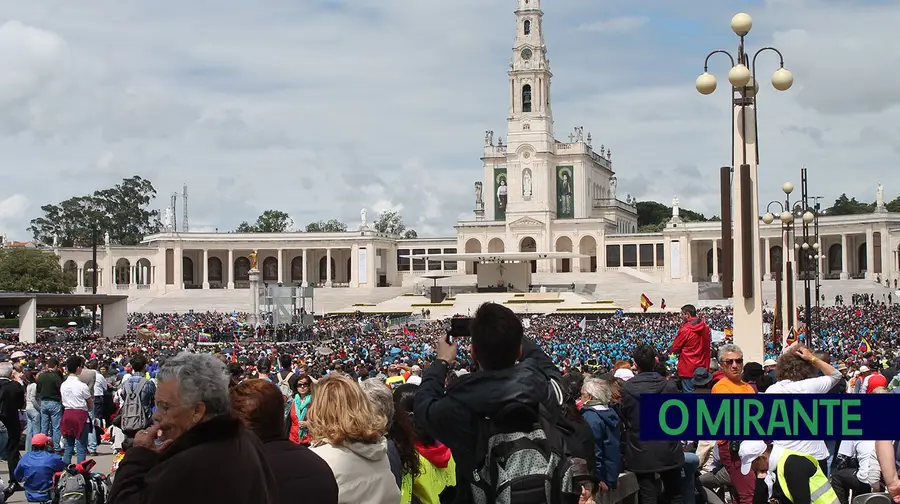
left=0, top=0, right=897, bottom=240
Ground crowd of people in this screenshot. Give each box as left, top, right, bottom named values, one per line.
left=0, top=299, right=896, bottom=503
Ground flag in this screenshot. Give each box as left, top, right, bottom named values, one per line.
left=724, top=328, right=733, bottom=338
left=640, top=294, right=653, bottom=312
left=860, top=338, right=872, bottom=354
left=660, top=298, right=666, bottom=310
left=578, top=317, right=587, bottom=333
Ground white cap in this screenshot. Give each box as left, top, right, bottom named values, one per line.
left=614, top=368, right=635, bottom=381
left=860, top=366, right=871, bottom=373
left=763, top=359, right=777, bottom=367
left=739, top=441, right=768, bottom=475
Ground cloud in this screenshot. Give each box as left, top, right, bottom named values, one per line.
left=0, top=0, right=898, bottom=241
left=576, top=16, right=649, bottom=33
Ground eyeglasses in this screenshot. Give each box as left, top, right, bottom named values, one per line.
left=298, top=383, right=310, bottom=388
left=722, top=358, right=744, bottom=366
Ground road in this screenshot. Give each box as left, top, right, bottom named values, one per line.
left=0, top=445, right=116, bottom=503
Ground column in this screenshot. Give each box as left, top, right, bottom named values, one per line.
left=685, top=239, right=693, bottom=282
left=77, top=268, right=83, bottom=288
left=174, top=247, right=183, bottom=289
left=302, top=248, right=309, bottom=287
left=635, top=244, right=641, bottom=271
left=277, top=249, right=284, bottom=284
left=386, top=246, right=398, bottom=286
left=366, top=244, right=377, bottom=286
left=840, top=234, right=849, bottom=280
left=880, top=229, right=891, bottom=281
left=817, top=236, right=824, bottom=279
left=325, top=248, right=333, bottom=287
left=763, top=237, right=771, bottom=281
left=350, top=244, right=360, bottom=288
left=202, top=249, right=210, bottom=289
left=866, top=227, right=875, bottom=280
left=573, top=242, right=581, bottom=272
left=18, top=298, right=37, bottom=344
left=227, top=249, right=234, bottom=289
left=711, top=239, right=720, bottom=282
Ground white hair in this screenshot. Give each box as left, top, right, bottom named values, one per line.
left=156, top=352, right=230, bottom=417
left=581, top=377, right=612, bottom=405
left=359, top=378, right=394, bottom=430
left=718, top=344, right=743, bottom=361
left=0, top=362, right=12, bottom=378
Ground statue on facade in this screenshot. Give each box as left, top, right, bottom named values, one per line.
left=586, top=132, right=592, bottom=146
left=672, top=196, right=680, bottom=217
left=497, top=137, right=503, bottom=147
left=249, top=250, right=258, bottom=270
left=163, top=207, right=172, bottom=231
left=484, top=130, right=494, bottom=146
left=360, top=208, right=368, bottom=229
left=523, top=170, right=532, bottom=198
left=877, top=182, right=885, bottom=208
left=52, top=234, right=58, bottom=248
left=104, top=231, right=110, bottom=246
left=609, top=176, right=618, bottom=200
left=574, top=126, right=584, bottom=142
left=475, top=182, right=483, bottom=206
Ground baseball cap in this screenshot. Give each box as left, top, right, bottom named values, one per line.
left=31, top=433, right=52, bottom=447
left=739, top=440, right=768, bottom=475
left=763, top=359, right=777, bottom=367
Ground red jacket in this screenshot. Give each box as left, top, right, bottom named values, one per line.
left=671, top=318, right=712, bottom=378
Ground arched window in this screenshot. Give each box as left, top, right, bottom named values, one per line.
left=522, top=84, right=532, bottom=113
left=524, top=20, right=531, bottom=35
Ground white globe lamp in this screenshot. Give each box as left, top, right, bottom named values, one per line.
left=731, top=13, right=753, bottom=36
left=696, top=73, right=717, bottom=95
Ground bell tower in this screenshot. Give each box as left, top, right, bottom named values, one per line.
left=507, top=0, right=553, bottom=152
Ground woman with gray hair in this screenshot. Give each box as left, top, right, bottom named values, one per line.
left=360, top=378, right=403, bottom=488
left=580, top=377, right=622, bottom=494
left=108, top=352, right=277, bottom=504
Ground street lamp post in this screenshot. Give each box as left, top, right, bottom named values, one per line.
left=763, top=182, right=799, bottom=347
left=696, top=13, right=793, bottom=363
left=91, top=222, right=99, bottom=332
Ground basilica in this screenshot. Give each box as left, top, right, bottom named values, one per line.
left=51, top=0, right=900, bottom=303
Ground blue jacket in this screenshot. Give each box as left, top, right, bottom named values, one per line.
left=582, top=406, right=621, bottom=489
left=14, top=450, right=66, bottom=502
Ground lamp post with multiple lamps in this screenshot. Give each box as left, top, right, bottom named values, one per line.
left=696, top=13, right=793, bottom=363
left=763, top=169, right=820, bottom=348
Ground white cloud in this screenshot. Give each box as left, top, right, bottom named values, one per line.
left=0, top=0, right=897, bottom=241
left=576, top=16, right=649, bottom=33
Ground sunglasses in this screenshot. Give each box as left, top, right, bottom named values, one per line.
left=722, top=358, right=744, bottom=366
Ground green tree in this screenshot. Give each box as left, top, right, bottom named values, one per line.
left=235, top=210, right=294, bottom=233
left=885, top=196, right=900, bottom=213
left=374, top=211, right=417, bottom=237
left=0, top=248, right=70, bottom=293
left=826, top=194, right=874, bottom=216
left=28, top=176, right=161, bottom=247
left=305, top=219, right=348, bottom=233
left=636, top=200, right=708, bottom=229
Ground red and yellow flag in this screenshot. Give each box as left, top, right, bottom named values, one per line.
left=640, top=293, right=653, bottom=312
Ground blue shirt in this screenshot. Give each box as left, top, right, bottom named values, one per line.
left=14, top=450, right=66, bottom=501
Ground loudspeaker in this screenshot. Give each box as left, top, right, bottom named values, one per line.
left=430, top=286, right=444, bottom=304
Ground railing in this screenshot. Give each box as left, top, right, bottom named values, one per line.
left=136, top=284, right=151, bottom=290
left=116, top=284, right=129, bottom=291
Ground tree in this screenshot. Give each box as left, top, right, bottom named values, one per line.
left=28, top=176, right=161, bottom=247
left=0, top=248, right=70, bottom=293
left=305, top=219, right=348, bottom=233
left=825, top=194, right=873, bottom=216
left=235, top=210, right=294, bottom=233
left=884, top=196, right=900, bottom=213
left=374, top=211, right=417, bottom=237
left=636, top=201, right=708, bottom=230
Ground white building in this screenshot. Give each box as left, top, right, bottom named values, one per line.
left=52, top=0, right=900, bottom=304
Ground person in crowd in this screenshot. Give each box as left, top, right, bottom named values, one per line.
left=406, top=365, right=423, bottom=386
left=275, top=354, right=296, bottom=398
left=394, top=383, right=457, bottom=504
left=558, top=371, right=598, bottom=498
left=620, top=344, right=695, bottom=504
left=24, top=370, right=42, bottom=455
left=88, top=359, right=108, bottom=456
left=829, top=439, right=880, bottom=504
left=36, top=357, right=64, bottom=449
left=108, top=352, right=278, bottom=504
left=711, top=344, right=756, bottom=504
left=0, top=362, right=25, bottom=492
left=764, top=358, right=778, bottom=381
left=413, top=302, right=564, bottom=504
left=580, top=377, right=620, bottom=494
left=230, top=379, right=339, bottom=504
left=59, top=356, right=92, bottom=465
left=385, top=366, right=406, bottom=390
left=691, top=367, right=715, bottom=393
left=669, top=304, right=712, bottom=393
left=360, top=377, right=403, bottom=487
left=766, top=343, right=842, bottom=476
left=13, top=433, right=66, bottom=503
left=308, top=374, right=401, bottom=504
left=227, top=362, right=244, bottom=388
left=741, top=440, right=839, bottom=504
left=80, top=359, right=99, bottom=456
left=286, top=374, right=313, bottom=445
left=384, top=382, right=422, bottom=503
left=118, top=353, right=156, bottom=439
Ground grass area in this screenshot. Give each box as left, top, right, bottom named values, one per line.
left=505, top=299, right=564, bottom=304
left=410, top=303, right=455, bottom=307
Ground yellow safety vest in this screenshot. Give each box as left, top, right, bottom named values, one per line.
left=385, top=375, right=405, bottom=389
left=776, top=449, right=839, bottom=504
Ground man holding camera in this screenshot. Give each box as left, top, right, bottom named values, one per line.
left=414, top=303, right=568, bottom=504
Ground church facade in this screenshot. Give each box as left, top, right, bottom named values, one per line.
left=49, top=0, right=900, bottom=297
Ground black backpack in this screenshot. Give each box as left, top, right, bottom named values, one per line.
left=470, top=398, right=578, bottom=504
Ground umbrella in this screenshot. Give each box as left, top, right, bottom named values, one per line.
left=68, top=321, right=78, bottom=327
left=391, top=347, right=402, bottom=355
left=316, top=347, right=334, bottom=356
left=10, top=351, right=26, bottom=359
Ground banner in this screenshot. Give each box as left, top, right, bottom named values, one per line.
left=556, top=165, right=574, bottom=218
left=639, top=394, right=898, bottom=441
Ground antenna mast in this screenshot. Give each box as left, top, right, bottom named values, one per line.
left=183, top=184, right=189, bottom=232
left=171, top=192, right=178, bottom=232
